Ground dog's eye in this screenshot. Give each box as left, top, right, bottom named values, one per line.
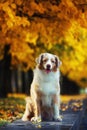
left=43, top=59, right=47, bottom=63
left=51, top=60, right=55, bottom=63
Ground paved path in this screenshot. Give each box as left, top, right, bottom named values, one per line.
left=0, top=113, right=81, bottom=130
left=0, top=99, right=87, bottom=130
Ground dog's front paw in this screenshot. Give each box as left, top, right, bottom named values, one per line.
left=22, top=115, right=29, bottom=121
left=54, top=115, right=62, bottom=122
left=31, top=117, right=41, bottom=123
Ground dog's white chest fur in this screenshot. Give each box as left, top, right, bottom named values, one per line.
left=40, top=82, right=56, bottom=95
left=31, top=68, right=60, bottom=106
left=34, top=68, right=59, bottom=91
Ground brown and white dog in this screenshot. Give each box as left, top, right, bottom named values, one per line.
left=22, top=53, right=62, bottom=122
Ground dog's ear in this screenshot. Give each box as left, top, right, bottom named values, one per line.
left=36, top=53, right=44, bottom=64
left=55, top=55, right=62, bottom=68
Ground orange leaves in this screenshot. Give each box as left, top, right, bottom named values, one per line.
left=10, top=42, right=34, bottom=70
left=29, top=1, right=45, bottom=14
left=15, top=0, right=23, bottom=6
left=25, top=33, right=38, bottom=45
left=13, top=16, right=30, bottom=27
left=2, top=2, right=15, bottom=27
left=0, top=0, right=87, bottom=87
left=22, top=0, right=45, bottom=17
left=0, top=0, right=83, bottom=48
left=0, top=1, right=30, bottom=30
left=11, top=42, right=33, bottom=57
left=58, top=0, right=78, bottom=19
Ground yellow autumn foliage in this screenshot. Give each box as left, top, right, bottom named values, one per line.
left=61, top=21, right=87, bottom=87
left=0, top=0, right=87, bottom=87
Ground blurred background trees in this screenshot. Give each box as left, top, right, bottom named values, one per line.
left=0, top=0, right=87, bottom=96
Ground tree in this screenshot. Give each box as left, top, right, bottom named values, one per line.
left=0, top=0, right=87, bottom=87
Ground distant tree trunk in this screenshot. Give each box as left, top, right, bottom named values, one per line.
left=0, top=45, right=33, bottom=97
left=11, top=68, right=33, bottom=94
left=60, top=75, right=80, bottom=95
left=0, top=61, right=6, bottom=97
left=0, top=45, right=11, bottom=97
left=22, top=69, right=33, bottom=95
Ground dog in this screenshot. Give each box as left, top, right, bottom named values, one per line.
left=22, top=53, right=62, bottom=122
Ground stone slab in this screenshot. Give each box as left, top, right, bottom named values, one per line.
left=0, top=113, right=81, bottom=130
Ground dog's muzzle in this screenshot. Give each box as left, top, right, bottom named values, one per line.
left=45, top=64, right=51, bottom=74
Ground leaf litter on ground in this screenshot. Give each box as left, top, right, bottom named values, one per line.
left=0, top=98, right=25, bottom=126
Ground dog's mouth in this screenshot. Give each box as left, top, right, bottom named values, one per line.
left=45, top=68, right=51, bottom=74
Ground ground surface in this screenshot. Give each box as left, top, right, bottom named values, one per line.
left=0, top=97, right=25, bottom=126
left=0, top=94, right=87, bottom=130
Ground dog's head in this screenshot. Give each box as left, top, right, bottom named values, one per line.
left=36, top=53, right=62, bottom=73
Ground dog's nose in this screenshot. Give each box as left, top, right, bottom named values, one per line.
left=47, top=64, right=51, bottom=69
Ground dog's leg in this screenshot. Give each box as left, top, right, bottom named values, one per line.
left=22, top=97, right=33, bottom=121
left=22, top=102, right=30, bottom=121
left=31, top=99, right=41, bottom=122
left=53, top=94, right=62, bottom=121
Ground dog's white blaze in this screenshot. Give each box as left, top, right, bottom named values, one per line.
left=43, top=53, right=55, bottom=70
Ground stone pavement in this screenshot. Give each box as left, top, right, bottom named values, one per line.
left=79, top=99, right=87, bottom=130
left=0, top=113, right=81, bottom=130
